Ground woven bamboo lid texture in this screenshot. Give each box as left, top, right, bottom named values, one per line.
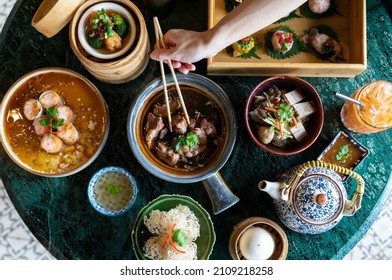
left=32, top=0, right=86, bottom=38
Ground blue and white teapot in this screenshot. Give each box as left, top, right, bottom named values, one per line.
left=258, top=161, right=365, bottom=234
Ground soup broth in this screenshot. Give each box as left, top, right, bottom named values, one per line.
left=143, top=85, right=224, bottom=170
left=93, top=171, right=134, bottom=211
left=3, top=72, right=107, bottom=175
left=84, top=9, right=132, bottom=55
left=319, top=132, right=368, bottom=179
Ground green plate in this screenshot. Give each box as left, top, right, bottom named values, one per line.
left=131, top=194, right=216, bottom=260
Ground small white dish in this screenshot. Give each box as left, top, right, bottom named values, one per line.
left=77, top=2, right=136, bottom=60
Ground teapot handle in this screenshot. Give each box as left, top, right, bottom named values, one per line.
left=288, top=160, right=365, bottom=216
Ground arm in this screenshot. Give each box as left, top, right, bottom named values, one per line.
left=150, top=0, right=307, bottom=73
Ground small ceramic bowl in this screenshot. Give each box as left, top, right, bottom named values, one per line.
left=77, top=2, right=136, bottom=60
left=229, top=217, right=288, bottom=260
left=131, top=194, right=216, bottom=260
left=245, top=76, right=324, bottom=155
left=88, top=166, right=138, bottom=216
left=317, top=130, right=369, bottom=180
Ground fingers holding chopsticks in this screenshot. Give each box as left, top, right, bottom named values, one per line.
left=153, top=17, right=191, bottom=126
left=150, top=28, right=210, bottom=74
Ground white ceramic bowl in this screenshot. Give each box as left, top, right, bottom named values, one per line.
left=77, top=2, right=136, bottom=60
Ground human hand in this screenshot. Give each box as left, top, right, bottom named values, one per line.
left=150, top=29, right=217, bottom=74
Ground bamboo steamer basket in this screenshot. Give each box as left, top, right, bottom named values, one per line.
left=229, top=217, right=288, bottom=260
left=69, top=0, right=150, bottom=84
left=32, top=0, right=86, bottom=38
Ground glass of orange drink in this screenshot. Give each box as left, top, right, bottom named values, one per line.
left=340, top=81, right=392, bottom=133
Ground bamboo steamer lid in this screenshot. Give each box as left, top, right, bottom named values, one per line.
left=32, top=0, right=86, bottom=38
left=68, top=0, right=150, bottom=84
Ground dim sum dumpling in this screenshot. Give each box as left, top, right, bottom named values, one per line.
left=271, top=30, right=294, bottom=54
left=303, top=28, right=343, bottom=62
left=308, top=0, right=331, bottom=14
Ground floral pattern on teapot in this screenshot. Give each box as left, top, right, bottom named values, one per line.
left=274, top=166, right=347, bottom=234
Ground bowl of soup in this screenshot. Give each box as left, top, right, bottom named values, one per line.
left=88, top=166, right=138, bottom=216
left=127, top=73, right=239, bottom=214
left=77, top=2, right=137, bottom=60
left=245, top=76, right=324, bottom=155
left=69, top=0, right=150, bottom=84
left=0, top=67, right=110, bottom=177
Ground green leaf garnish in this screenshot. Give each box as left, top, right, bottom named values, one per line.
left=273, top=10, right=302, bottom=24
left=92, top=8, right=114, bottom=38
left=336, top=144, right=350, bottom=164
left=184, top=132, right=199, bottom=147
left=174, top=132, right=199, bottom=152
left=265, top=26, right=301, bottom=60
left=92, top=18, right=100, bottom=29
left=172, top=229, right=188, bottom=246
left=277, top=103, right=295, bottom=124
left=107, top=184, right=121, bottom=195
left=174, top=135, right=185, bottom=152
left=47, top=107, right=58, bottom=118
left=40, top=115, right=51, bottom=127
left=39, top=107, right=65, bottom=133
left=52, top=118, right=64, bottom=130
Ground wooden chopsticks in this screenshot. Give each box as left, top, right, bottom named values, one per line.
left=153, top=17, right=190, bottom=131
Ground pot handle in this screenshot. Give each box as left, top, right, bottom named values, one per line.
left=286, top=160, right=365, bottom=216
left=202, top=172, right=240, bottom=215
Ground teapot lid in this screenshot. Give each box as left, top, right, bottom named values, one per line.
left=292, top=174, right=345, bottom=225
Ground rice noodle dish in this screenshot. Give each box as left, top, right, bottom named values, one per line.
left=143, top=204, right=200, bottom=260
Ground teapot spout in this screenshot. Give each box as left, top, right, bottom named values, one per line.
left=258, top=180, right=282, bottom=200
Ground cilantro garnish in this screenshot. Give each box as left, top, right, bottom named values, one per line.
left=174, top=132, right=199, bottom=152
left=92, top=9, right=114, bottom=38
left=277, top=103, right=295, bottom=124
left=107, top=184, right=121, bottom=195
left=172, top=229, right=188, bottom=246
left=39, top=107, right=65, bottom=132
left=336, top=144, right=350, bottom=164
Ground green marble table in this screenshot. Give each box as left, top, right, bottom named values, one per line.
left=1, top=0, right=392, bottom=260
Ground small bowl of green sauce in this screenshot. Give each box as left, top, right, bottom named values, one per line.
left=88, top=166, right=138, bottom=216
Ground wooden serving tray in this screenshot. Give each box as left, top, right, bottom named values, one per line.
left=207, top=0, right=366, bottom=77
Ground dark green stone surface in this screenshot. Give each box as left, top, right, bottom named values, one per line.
left=0, top=0, right=391, bottom=260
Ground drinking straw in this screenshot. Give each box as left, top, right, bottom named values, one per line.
left=335, top=92, right=364, bottom=107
